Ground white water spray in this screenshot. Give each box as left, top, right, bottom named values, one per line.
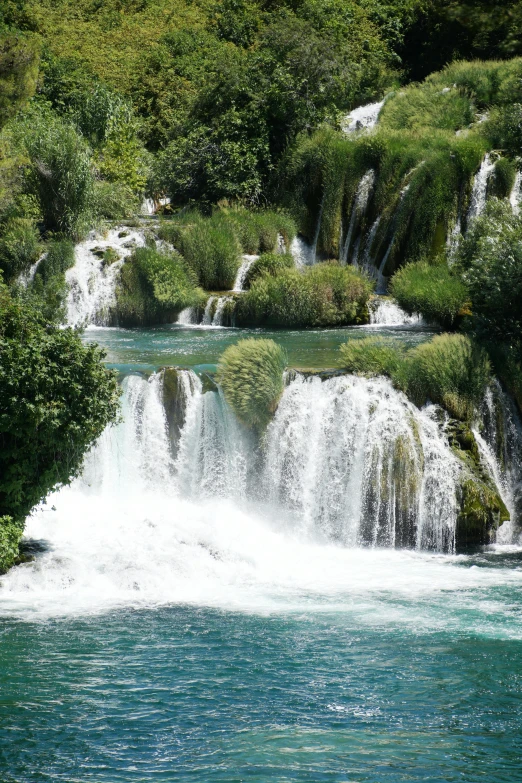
left=368, top=297, right=424, bottom=326
left=342, top=101, right=384, bottom=134
left=468, top=154, right=495, bottom=223
left=66, top=228, right=146, bottom=327
left=233, top=255, right=259, bottom=292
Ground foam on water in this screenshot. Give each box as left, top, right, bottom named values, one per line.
left=369, top=297, right=424, bottom=326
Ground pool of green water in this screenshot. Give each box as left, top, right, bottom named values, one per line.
left=84, top=323, right=435, bottom=374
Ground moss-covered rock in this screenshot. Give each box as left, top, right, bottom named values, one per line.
left=447, top=420, right=510, bottom=547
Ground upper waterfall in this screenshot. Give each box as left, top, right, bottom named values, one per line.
left=66, top=228, right=146, bottom=327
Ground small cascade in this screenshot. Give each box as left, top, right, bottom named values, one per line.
left=233, top=255, right=259, bottom=292
left=341, top=170, right=375, bottom=264
left=263, top=374, right=460, bottom=551
left=476, top=382, right=522, bottom=539
left=66, top=228, right=146, bottom=327
left=291, top=235, right=315, bottom=267
left=510, top=171, right=522, bottom=215
left=177, top=307, right=197, bottom=325
left=201, top=296, right=216, bottom=325
left=212, top=296, right=234, bottom=326
left=360, top=217, right=381, bottom=273
left=18, top=252, right=45, bottom=287
left=311, top=198, right=324, bottom=263
left=342, top=101, right=384, bottom=134
left=368, top=297, right=424, bottom=326
left=468, top=154, right=495, bottom=223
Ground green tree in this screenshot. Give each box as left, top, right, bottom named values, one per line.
left=0, top=281, right=120, bottom=550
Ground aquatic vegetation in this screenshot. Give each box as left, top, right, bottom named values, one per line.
left=217, top=338, right=287, bottom=431
left=243, top=253, right=295, bottom=288
left=237, top=263, right=373, bottom=328
left=340, top=333, right=491, bottom=422
left=389, top=262, right=469, bottom=327
left=0, top=217, right=40, bottom=281
left=116, top=246, right=205, bottom=326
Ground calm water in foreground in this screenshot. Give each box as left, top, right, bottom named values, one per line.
left=1, top=324, right=521, bottom=782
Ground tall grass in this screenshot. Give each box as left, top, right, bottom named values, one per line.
left=389, top=261, right=469, bottom=327
left=116, top=247, right=205, bottom=326
left=340, top=333, right=491, bottom=421
left=217, top=338, right=287, bottom=431
left=237, top=262, right=373, bottom=328
left=243, top=253, right=295, bottom=288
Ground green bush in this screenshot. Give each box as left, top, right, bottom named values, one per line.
left=92, top=180, right=139, bottom=221
left=243, top=252, right=295, bottom=288
left=0, top=217, right=40, bottom=280
left=456, top=199, right=522, bottom=348
left=217, top=338, right=287, bottom=431
left=237, top=262, right=373, bottom=328
left=406, top=334, right=491, bottom=421
left=389, top=261, right=469, bottom=327
left=225, top=209, right=297, bottom=254
left=340, top=337, right=406, bottom=378
left=0, top=515, right=23, bottom=574
left=116, top=246, right=205, bottom=326
left=0, top=281, right=120, bottom=528
left=35, top=239, right=75, bottom=284
left=340, top=333, right=491, bottom=422
left=16, top=107, right=95, bottom=238
left=159, top=212, right=241, bottom=290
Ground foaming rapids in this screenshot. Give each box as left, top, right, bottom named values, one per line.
left=3, top=370, right=522, bottom=619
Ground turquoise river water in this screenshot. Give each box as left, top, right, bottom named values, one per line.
left=1, top=323, right=521, bottom=782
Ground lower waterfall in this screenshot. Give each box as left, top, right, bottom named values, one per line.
left=4, top=368, right=522, bottom=616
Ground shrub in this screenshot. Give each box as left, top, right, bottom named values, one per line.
left=116, top=246, right=205, bottom=326
left=389, top=261, right=469, bottom=327
left=340, top=333, right=491, bottom=422
left=35, top=239, right=75, bottom=284
left=456, top=199, right=522, bottom=348
left=0, top=282, right=120, bottom=531
left=0, top=516, right=23, bottom=574
left=225, top=209, right=297, bottom=254
left=92, top=180, right=139, bottom=220
left=0, top=217, right=40, bottom=280
left=243, top=252, right=295, bottom=288
left=237, top=262, right=373, bottom=327
left=340, top=337, right=406, bottom=378
left=159, top=212, right=241, bottom=290
left=217, top=338, right=287, bottom=430
left=406, top=334, right=491, bottom=421
left=17, top=108, right=94, bottom=238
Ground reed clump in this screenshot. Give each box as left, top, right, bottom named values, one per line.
left=389, top=261, right=469, bottom=327
left=217, top=338, right=287, bottom=431
left=340, top=333, right=491, bottom=421
left=236, top=262, right=373, bottom=328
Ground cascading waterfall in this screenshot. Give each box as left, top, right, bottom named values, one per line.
left=368, top=297, right=424, bottom=326
left=66, top=228, right=146, bottom=327
left=342, top=101, right=384, bottom=133
left=510, top=171, right=522, bottom=215
left=233, top=255, right=259, bottom=292
left=341, top=170, right=375, bottom=264
left=212, top=296, right=233, bottom=326
left=201, top=296, right=216, bottom=325
left=291, top=235, right=315, bottom=267
left=263, top=374, right=460, bottom=552
left=468, top=154, right=495, bottom=222
left=475, top=381, right=522, bottom=540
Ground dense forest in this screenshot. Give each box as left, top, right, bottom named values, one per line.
left=1, top=0, right=522, bottom=570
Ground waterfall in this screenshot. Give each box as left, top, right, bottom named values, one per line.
left=510, top=171, right=522, bottom=215
left=368, top=297, right=424, bottom=326
left=263, top=374, right=460, bottom=551
left=291, top=236, right=315, bottom=267
left=201, top=296, right=216, bottom=325
left=66, top=228, right=146, bottom=327
left=311, top=198, right=324, bottom=263
left=177, top=307, right=197, bottom=325
left=212, top=296, right=233, bottom=326
left=233, top=255, right=259, bottom=292
left=342, top=101, right=384, bottom=134
left=341, top=170, right=375, bottom=264
left=476, top=382, right=522, bottom=540
left=361, top=217, right=381, bottom=273
left=468, top=154, right=495, bottom=223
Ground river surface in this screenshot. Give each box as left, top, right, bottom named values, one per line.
left=1, top=323, right=521, bottom=782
